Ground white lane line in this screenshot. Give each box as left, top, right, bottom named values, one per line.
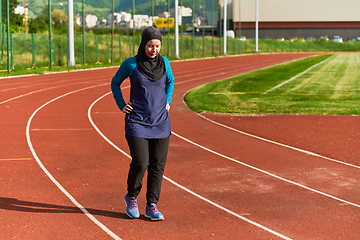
left=0, top=65, right=118, bottom=81
left=0, top=82, right=108, bottom=105
left=0, top=76, right=98, bottom=92
left=171, top=131, right=360, bottom=209
left=89, top=92, right=293, bottom=240
left=26, top=85, right=122, bottom=240
left=262, top=56, right=333, bottom=94
left=196, top=113, right=360, bottom=170
left=163, top=176, right=292, bottom=240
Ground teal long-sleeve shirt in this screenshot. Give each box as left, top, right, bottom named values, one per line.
left=111, top=56, right=175, bottom=111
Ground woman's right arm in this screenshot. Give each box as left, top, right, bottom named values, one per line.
left=111, top=58, right=135, bottom=111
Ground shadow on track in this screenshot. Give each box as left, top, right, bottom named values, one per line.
left=0, top=197, right=128, bottom=219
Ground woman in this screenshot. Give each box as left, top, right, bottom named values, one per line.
left=111, top=26, right=175, bottom=221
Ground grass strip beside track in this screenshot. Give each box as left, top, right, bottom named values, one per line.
left=185, top=54, right=360, bottom=115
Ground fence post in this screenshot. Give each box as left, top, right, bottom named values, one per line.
left=95, top=35, right=99, bottom=63
left=129, top=37, right=132, bottom=58
left=1, top=25, right=4, bottom=64
left=6, top=0, right=10, bottom=73
left=119, top=36, right=122, bottom=62
left=289, top=41, right=291, bottom=52
left=49, top=0, right=53, bottom=68
left=106, top=36, right=110, bottom=62
left=10, top=33, right=14, bottom=70
left=32, top=34, right=36, bottom=68
left=83, top=0, right=86, bottom=64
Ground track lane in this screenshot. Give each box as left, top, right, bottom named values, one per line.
left=92, top=93, right=360, bottom=239
left=0, top=78, right=120, bottom=239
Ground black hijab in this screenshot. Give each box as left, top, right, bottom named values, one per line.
left=135, top=26, right=166, bottom=82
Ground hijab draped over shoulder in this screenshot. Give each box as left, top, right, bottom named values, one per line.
left=135, top=26, right=166, bottom=82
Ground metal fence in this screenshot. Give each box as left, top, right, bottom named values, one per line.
left=2, top=32, right=360, bottom=72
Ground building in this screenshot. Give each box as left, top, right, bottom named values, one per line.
left=220, top=0, right=360, bottom=40
left=107, top=12, right=156, bottom=29
left=131, top=15, right=154, bottom=29
left=108, top=12, right=132, bottom=26
left=76, top=14, right=98, bottom=29
left=75, top=14, right=95, bottom=28
left=170, top=6, right=192, bottom=26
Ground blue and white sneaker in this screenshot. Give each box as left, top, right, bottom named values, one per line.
left=124, top=194, right=139, bottom=218
left=145, top=203, right=164, bottom=221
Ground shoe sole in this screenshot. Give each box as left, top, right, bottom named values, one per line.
left=124, top=198, right=139, bottom=219
left=144, top=213, right=164, bottom=221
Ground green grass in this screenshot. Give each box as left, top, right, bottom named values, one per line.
left=184, top=54, right=360, bottom=115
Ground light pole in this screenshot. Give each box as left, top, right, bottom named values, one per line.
left=174, top=0, right=179, bottom=58
left=132, top=0, right=135, bottom=56
left=223, top=0, right=227, bottom=55
left=111, top=0, right=114, bottom=64
left=48, top=0, right=53, bottom=68
left=82, top=0, right=85, bottom=64
left=255, top=0, right=258, bottom=53
left=68, top=0, right=75, bottom=66
left=6, top=0, right=10, bottom=72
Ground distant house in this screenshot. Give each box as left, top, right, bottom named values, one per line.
left=170, top=6, right=192, bottom=26
left=108, top=12, right=132, bottom=26
left=15, top=5, right=29, bottom=27
left=98, top=18, right=107, bottom=26
left=76, top=14, right=98, bottom=29
left=108, top=12, right=156, bottom=29
left=15, top=5, right=25, bottom=15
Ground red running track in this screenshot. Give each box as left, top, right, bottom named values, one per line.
left=1, top=53, right=360, bottom=240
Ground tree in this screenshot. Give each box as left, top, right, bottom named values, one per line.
left=28, top=5, right=49, bottom=33
left=29, top=5, right=69, bottom=34
left=51, top=9, right=67, bottom=29
left=2, top=0, right=23, bottom=26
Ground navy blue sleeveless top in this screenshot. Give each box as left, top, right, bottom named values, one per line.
left=111, top=56, right=175, bottom=139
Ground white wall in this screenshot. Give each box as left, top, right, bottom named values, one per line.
left=232, top=0, right=360, bottom=22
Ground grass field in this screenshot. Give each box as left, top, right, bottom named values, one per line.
left=184, top=54, right=360, bottom=116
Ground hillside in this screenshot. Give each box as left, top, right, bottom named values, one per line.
left=27, top=0, right=201, bottom=20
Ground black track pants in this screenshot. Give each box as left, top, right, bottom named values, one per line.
left=125, top=134, right=170, bottom=205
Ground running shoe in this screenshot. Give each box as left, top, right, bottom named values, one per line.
left=145, top=203, right=164, bottom=221
left=124, top=194, right=139, bottom=218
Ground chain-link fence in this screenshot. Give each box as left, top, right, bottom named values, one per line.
left=2, top=32, right=360, bottom=72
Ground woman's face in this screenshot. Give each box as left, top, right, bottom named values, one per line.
left=145, top=39, right=161, bottom=58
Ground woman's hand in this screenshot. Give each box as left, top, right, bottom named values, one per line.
left=122, top=102, right=133, bottom=114
left=166, top=103, right=170, bottom=111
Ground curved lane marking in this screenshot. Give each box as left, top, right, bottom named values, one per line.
left=26, top=84, right=122, bottom=240
left=171, top=131, right=360, bottom=209
left=195, top=113, right=360, bottom=170
left=89, top=92, right=292, bottom=240
left=0, top=82, right=108, bottom=105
